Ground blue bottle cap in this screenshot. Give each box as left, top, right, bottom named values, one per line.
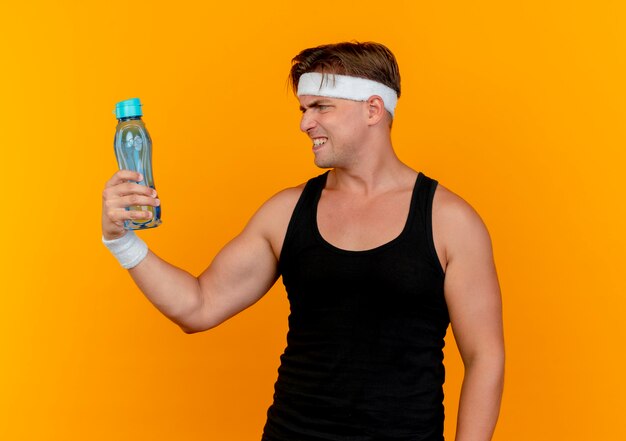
left=115, top=98, right=143, bottom=118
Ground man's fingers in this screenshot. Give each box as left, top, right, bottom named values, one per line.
left=128, top=209, right=153, bottom=220
left=104, top=193, right=159, bottom=211
left=102, top=179, right=156, bottom=200
left=106, top=207, right=153, bottom=222
left=116, top=182, right=157, bottom=197
left=102, top=170, right=154, bottom=239
left=121, top=194, right=160, bottom=207
left=104, top=191, right=155, bottom=219
left=105, top=170, right=143, bottom=188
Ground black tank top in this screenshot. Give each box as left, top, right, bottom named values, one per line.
left=263, top=171, right=449, bottom=441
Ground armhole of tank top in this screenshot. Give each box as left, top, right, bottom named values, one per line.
left=277, top=187, right=307, bottom=269
left=426, top=179, right=446, bottom=278
left=277, top=173, right=326, bottom=269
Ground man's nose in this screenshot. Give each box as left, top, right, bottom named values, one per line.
left=300, top=111, right=316, bottom=133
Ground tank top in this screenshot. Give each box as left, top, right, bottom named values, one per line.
left=262, top=171, right=449, bottom=441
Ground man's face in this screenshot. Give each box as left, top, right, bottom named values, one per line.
left=298, top=95, right=368, bottom=169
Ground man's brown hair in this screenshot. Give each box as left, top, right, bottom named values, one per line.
left=289, top=41, right=401, bottom=98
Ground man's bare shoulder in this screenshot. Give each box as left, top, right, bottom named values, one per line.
left=254, top=184, right=306, bottom=222
left=433, top=183, right=479, bottom=222
left=432, top=182, right=493, bottom=262
left=245, top=183, right=307, bottom=258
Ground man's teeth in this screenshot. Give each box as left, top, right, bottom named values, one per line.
left=313, top=138, right=327, bottom=146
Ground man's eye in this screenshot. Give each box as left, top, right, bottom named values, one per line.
left=318, top=105, right=329, bottom=110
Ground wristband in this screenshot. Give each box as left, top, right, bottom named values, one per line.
left=102, top=230, right=148, bottom=269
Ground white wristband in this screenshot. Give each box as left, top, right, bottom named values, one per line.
left=102, top=230, right=149, bottom=269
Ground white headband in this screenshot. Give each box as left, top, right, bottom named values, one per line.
left=297, top=72, right=398, bottom=117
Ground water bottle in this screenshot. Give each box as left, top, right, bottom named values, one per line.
left=113, top=98, right=162, bottom=230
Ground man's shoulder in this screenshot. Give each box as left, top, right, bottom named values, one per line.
left=432, top=182, right=492, bottom=256
left=433, top=182, right=484, bottom=223
left=250, top=183, right=306, bottom=236
left=262, top=183, right=307, bottom=213
left=243, top=182, right=308, bottom=258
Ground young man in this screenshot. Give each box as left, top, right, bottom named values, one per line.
left=102, top=42, right=504, bottom=441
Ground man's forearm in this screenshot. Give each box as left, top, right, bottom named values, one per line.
left=127, top=249, right=203, bottom=333
left=454, top=355, right=505, bottom=441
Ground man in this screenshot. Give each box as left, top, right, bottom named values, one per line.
left=102, top=42, right=504, bottom=441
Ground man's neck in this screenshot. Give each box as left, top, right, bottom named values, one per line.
left=326, top=145, right=417, bottom=196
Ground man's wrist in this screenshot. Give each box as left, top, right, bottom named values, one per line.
left=102, top=230, right=148, bottom=269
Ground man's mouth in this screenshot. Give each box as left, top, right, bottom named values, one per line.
left=312, top=137, right=328, bottom=148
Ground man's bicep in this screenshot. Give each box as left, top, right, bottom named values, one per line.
left=443, top=204, right=504, bottom=364
left=190, top=186, right=302, bottom=332
left=193, top=226, right=279, bottom=331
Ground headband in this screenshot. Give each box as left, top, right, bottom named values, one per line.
left=297, top=72, right=398, bottom=117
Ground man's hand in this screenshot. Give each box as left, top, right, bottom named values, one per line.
left=101, top=170, right=160, bottom=240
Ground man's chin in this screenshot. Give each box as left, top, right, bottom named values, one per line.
left=314, top=158, right=334, bottom=169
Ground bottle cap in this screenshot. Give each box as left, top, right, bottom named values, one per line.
left=115, top=98, right=143, bottom=119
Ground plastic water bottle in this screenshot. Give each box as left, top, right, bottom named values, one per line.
left=113, top=98, right=162, bottom=230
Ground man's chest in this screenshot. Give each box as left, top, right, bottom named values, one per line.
left=316, top=190, right=412, bottom=252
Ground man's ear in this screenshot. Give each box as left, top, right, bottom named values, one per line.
left=366, top=95, right=385, bottom=125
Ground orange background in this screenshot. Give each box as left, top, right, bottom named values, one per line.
left=1, top=1, right=625, bottom=439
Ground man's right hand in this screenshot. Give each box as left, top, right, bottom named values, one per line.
left=101, top=170, right=160, bottom=240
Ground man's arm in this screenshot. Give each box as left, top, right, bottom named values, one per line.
left=434, top=187, right=505, bottom=441
left=102, top=170, right=301, bottom=334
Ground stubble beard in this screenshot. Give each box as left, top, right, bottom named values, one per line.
left=314, top=141, right=358, bottom=170
left=314, top=154, right=334, bottom=169
left=312, top=142, right=333, bottom=169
